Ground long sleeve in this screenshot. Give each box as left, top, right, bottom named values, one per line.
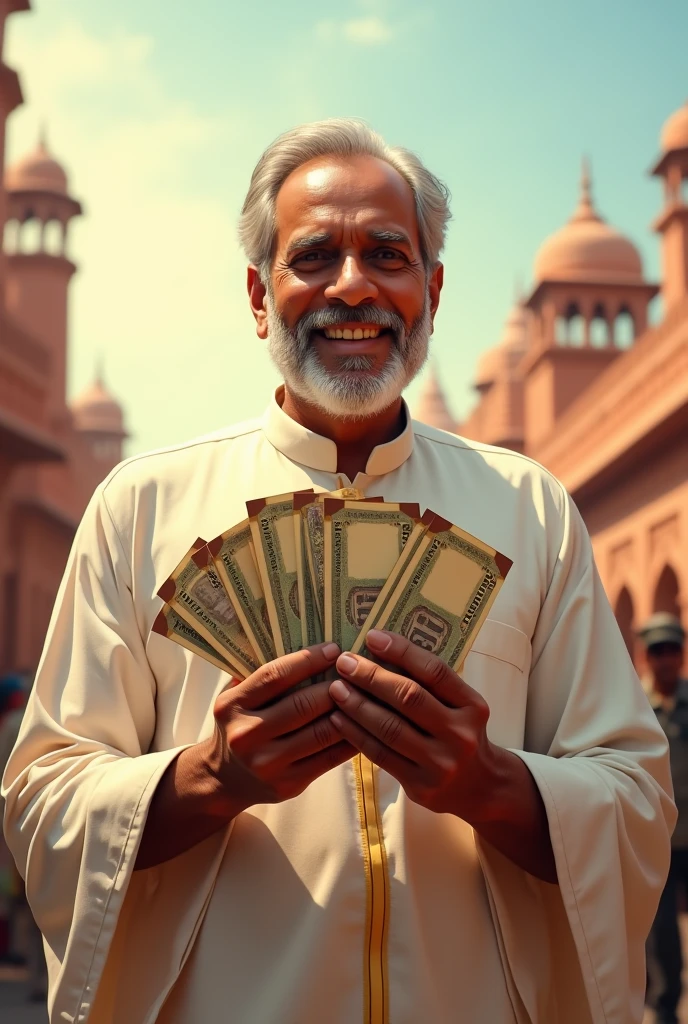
left=1, top=484, right=229, bottom=1024
left=477, top=486, right=676, bottom=1024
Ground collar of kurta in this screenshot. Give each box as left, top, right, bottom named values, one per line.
left=261, top=385, right=415, bottom=477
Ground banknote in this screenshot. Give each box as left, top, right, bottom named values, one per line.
left=293, top=497, right=323, bottom=648
left=322, top=499, right=423, bottom=654
left=152, top=603, right=236, bottom=675
left=157, top=542, right=260, bottom=679
left=295, top=489, right=382, bottom=637
left=207, top=520, right=276, bottom=664
left=247, top=490, right=314, bottom=657
left=352, top=512, right=513, bottom=670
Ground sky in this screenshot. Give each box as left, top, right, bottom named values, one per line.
left=5, top=0, right=688, bottom=456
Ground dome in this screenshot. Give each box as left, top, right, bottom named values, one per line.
left=413, top=366, right=455, bottom=432
left=5, top=136, right=68, bottom=195
left=474, top=300, right=530, bottom=388
left=660, top=100, right=688, bottom=153
left=533, top=162, right=643, bottom=286
left=71, top=377, right=125, bottom=435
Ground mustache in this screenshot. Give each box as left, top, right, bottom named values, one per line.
left=293, top=305, right=406, bottom=351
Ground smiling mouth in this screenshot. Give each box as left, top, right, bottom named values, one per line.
left=320, top=326, right=384, bottom=340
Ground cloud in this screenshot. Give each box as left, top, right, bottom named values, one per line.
left=316, top=14, right=394, bottom=46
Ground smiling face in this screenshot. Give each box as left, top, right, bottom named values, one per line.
left=249, top=154, right=443, bottom=419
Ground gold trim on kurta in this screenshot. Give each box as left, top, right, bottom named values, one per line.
left=353, top=752, right=390, bottom=1024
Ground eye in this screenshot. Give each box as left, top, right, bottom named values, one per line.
left=371, top=248, right=406, bottom=265
left=291, top=250, right=331, bottom=266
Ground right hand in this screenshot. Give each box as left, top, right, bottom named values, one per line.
left=206, top=642, right=355, bottom=813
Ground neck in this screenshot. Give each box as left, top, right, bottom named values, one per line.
left=280, top=386, right=405, bottom=480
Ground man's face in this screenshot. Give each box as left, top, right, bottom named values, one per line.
left=647, top=642, right=684, bottom=694
left=252, top=154, right=442, bottom=418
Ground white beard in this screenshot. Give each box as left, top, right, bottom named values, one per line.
left=265, top=294, right=432, bottom=420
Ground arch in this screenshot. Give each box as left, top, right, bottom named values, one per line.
left=614, top=307, right=635, bottom=349
left=590, top=303, right=609, bottom=347
left=565, top=302, right=585, bottom=347
left=20, top=216, right=42, bottom=254
left=3, top=218, right=20, bottom=253
left=614, top=586, right=636, bottom=659
left=555, top=315, right=568, bottom=345
left=653, top=564, right=681, bottom=619
left=43, top=219, right=63, bottom=256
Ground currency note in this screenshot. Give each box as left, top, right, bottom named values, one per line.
left=322, top=499, right=423, bottom=654
left=152, top=603, right=237, bottom=675
left=207, top=520, right=276, bottom=664
left=157, top=542, right=260, bottom=679
left=247, top=490, right=314, bottom=657
left=293, top=497, right=323, bottom=648
left=353, top=512, right=512, bottom=670
left=296, top=489, right=382, bottom=635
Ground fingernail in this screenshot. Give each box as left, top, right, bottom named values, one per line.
left=366, top=630, right=392, bottom=652
left=331, top=711, right=345, bottom=728
left=323, top=643, right=340, bottom=660
left=337, top=653, right=357, bottom=674
left=330, top=679, right=349, bottom=702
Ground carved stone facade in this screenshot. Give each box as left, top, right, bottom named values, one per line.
left=416, top=106, right=688, bottom=664
left=0, top=2, right=126, bottom=674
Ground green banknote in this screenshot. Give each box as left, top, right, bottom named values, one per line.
left=247, top=490, right=314, bottom=657
left=293, top=494, right=323, bottom=649
left=322, top=499, right=423, bottom=653
left=152, top=602, right=236, bottom=675
left=296, top=489, right=382, bottom=636
left=207, top=521, right=276, bottom=664
left=157, top=542, right=260, bottom=679
left=353, top=512, right=513, bottom=670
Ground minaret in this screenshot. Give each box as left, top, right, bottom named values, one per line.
left=70, top=369, right=127, bottom=470
left=413, top=363, right=456, bottom=433
left=520, top=160, right=658, bottom=452
left=0, top=1, right=29, bottom=301
left=651, top=99, right=688, bottom=312
left=4, top=131, right=82, bottom=418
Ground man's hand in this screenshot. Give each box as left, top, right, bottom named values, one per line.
left=328, top=629, right=557, bottom=883
left=136, top=642, right=353, bottom=870
left=207, top=642, right=355, bottom=813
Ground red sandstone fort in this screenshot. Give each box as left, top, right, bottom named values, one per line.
left=0, top=1, right=686, bottom=676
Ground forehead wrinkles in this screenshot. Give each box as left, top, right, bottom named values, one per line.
left=275, top=157, right=420, bottom=247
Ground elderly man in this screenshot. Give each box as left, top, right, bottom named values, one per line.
left=2, top=119, right=674, bottom=1024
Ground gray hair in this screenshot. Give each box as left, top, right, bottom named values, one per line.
left=239, top=118, right=451, bottom=280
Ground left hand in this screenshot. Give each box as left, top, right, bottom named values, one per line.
left=329, top=628, right=505, bottom=823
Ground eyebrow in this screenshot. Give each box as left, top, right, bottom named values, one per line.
left=367, top=229, right=412, bottom=247
left=286, top=232, right=332, bottom=257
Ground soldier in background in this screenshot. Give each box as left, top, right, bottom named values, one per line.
left=642, top=614, right=688, bottom=1024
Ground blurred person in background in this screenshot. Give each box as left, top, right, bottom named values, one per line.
left=0, top=672, right=47, bottom=1003
left=642, top=613, right=687, bottom=1024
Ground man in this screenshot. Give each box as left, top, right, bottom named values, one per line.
left=2, top=119, right=674, bottom=1024
left=641, top=613, right=687, bottom=1024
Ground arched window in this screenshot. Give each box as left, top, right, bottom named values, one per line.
left=43, top=219, right=63, bottom=256
left=614, top=586, right=635, bottom=659
left=614, top=307, right=635, bottom=349
left=565, top=302, right=585, bottom=346
left=590, top=304, right=609, bottom=347
left=555, top=315, right=568, bottom=345
left=20, top=216, right=42, bottom=254
left=3, top=218, right=20, bottom=253
left=653, top=564, right=681, bottom=619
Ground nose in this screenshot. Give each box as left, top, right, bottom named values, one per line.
left=324, top=254, right=378, bottom=307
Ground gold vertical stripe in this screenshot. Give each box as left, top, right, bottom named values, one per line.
left=353, top=753, right=390, bottom=1024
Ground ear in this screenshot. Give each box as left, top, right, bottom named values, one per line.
left=247, top=266, right=269, bottom=340
left=428, top=262, right=444, bottom=326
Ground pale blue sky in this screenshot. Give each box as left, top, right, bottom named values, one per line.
left=6, top=0, right=688, bottom=455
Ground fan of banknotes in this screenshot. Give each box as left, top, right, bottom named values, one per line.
left=154, top=487, right=512, bottom=681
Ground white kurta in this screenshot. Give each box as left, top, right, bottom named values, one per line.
left=2, top=390, right=675, bottom=1024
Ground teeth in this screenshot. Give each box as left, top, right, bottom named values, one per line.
left=322, top=327, right=382, bottom=339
